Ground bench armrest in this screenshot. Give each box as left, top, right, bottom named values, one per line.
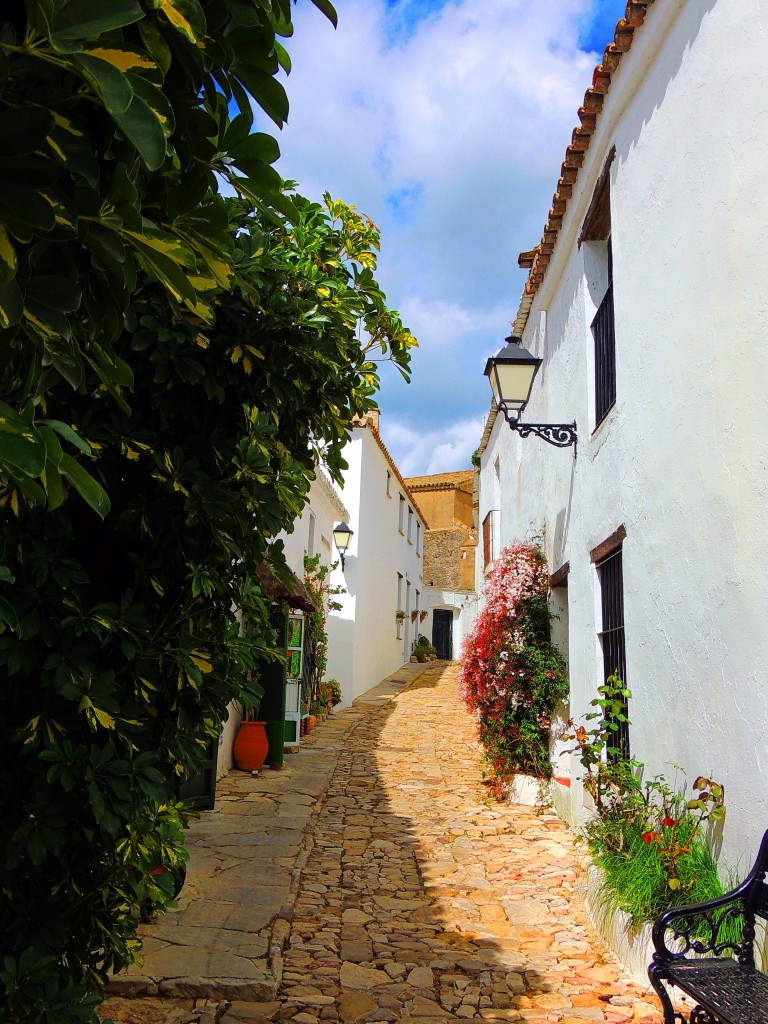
left=652, top=882, right=752, bottom=964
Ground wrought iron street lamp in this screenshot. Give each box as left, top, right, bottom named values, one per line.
left=332, top=521, right=354, bottom=569
left=484, top=335, right=577, bottom=454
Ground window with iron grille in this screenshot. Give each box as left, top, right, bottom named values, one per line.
left=592, top=238, right=615, bottom=426
left=596, top=546, right=628, bottom=759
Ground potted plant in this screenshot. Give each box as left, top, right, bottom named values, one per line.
left=419, top=610, right=428, bottom=623
left=395, top=609, right=406, bottom=622
left=410, top=610, right=418, bottom=623
left=412, top=636, right=437, bottom=663
left=232, top=678, right=268, bottom=771
left=319, top=678, right=342, bottom=712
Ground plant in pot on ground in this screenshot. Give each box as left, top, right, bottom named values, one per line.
left=563, top=674, right=731, bottom=928
left=319, top=679, right=342, bottom=710
left=413, top=635, right=436, bottom=662
left=459, top=542, right=569, bottom=798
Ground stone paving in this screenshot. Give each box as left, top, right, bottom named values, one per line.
left=100, top=662, right=663, bottom=1024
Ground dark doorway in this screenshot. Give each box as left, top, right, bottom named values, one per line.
left=177, top=737, right=218, bottom=810
left=432, top=610, right=453, bottom=660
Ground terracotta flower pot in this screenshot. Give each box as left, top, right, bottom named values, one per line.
left=233, top=720, right=269, bottom=771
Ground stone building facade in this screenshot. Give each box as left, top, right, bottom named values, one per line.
left=403, top=471, right=477, bottom=659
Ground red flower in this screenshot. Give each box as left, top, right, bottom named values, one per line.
left=662, top=816, right=676, bottom=828
left=642, top=831, right=659, bottom=844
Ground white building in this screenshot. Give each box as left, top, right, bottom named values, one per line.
left=475, top=0, right=768, bottom=871
left=326, top=413, right=428, bottom=705
left=218, top=470, right=348, bottom=771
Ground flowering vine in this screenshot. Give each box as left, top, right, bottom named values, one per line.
left=459, top=542, right=568, bottom=796
left=304, top=555, right=344, bottom=707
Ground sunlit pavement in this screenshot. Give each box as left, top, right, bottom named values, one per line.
left=100, top=662, right=662, bottom=1024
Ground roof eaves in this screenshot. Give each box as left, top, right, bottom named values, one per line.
left=316, top=467, right=350, bottom=522
left=512, top=1, right=654, bottom=335
left=361, top=423, right=430, bottom=529
left=475, top=400, right=499, bottom=461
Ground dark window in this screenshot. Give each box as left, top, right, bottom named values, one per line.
left=482, top=511, right=497, bottom=569
left=592, top=238, right=615, bottom=426
left=596, top=546, right=628, bottom=759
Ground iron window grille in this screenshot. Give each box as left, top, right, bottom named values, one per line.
left=596, top=547, right=629, bottom=759
left=592, top=281, right=615, bottom=426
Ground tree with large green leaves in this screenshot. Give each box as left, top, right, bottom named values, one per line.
left=0, top=2, right=416, bottom=1021
left=0, top=0, right=337, bottom=511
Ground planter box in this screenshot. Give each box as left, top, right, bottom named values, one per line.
left=505, top=774, right=552, bottom=806
left=584, top=864, right=654, bottom=987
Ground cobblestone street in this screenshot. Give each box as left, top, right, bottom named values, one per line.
left=101, top=662, right=662, bottom=1024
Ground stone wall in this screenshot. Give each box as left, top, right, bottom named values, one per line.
left=424, top=529, right=472, bottom=590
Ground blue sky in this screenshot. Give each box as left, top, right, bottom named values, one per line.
left=262, top=0, right=628, bottom=476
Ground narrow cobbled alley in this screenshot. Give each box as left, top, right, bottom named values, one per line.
left=101, top=663, right=663, bottom=1024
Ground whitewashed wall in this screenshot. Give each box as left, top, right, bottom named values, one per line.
left=420, top=587, right=477, bottom=660
left=218, top=473, right=347, bottom=776
left=327, top=426, right=426, bottom=705
left=477, top=0, right=768, bottom=871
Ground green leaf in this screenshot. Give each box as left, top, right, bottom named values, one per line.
left=0, top=187, right=56, bottom=242
left=71, top=53, right=134, bottom=116
left=50, top=0, right=143, bottom=44
left=232, top=65, right=289, bottom=127
left=42, top=457, right=65, bottom=510
left=0, top=224, right=17, bottom=285
left=308, top=0, right=338, bottom=28
left=47, top=112, right=100, bottom=186
left=26, top=276, right=82, bottom=313
left=274, top=40, right=291, bottom=75
left=131, top=74, right=176, bottom=139
left=112, top=90, right=169, bottom=171
left=127, top=234, right=196, bottom=305
left=59, top=454, right=110, bottom=519
left=138, top=18, right=172, bottom=75
left=0, top=403, right=46, bottom=477
left=0, top=595, right=20, bottom=634
left=47, top=339, right=86, bottom=390
left=151, top=0, right=207, bottom=43
left=0, top=108, right=53, bottom=158
left=231, top=132, right=280, bottom=166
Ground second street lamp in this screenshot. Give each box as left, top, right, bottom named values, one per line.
left=332, top=522, right=354, bottom=569
left=484, top=335, right=577, bottom=455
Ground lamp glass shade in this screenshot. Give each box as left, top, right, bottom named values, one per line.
left=484, top=336, right=542, bottom=412
left=332, top=522, right=353, bottom=554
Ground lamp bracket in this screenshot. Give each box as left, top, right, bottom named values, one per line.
left=500, top=404, right=577, bottom=457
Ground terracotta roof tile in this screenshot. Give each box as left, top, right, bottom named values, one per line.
left=359, top=421, right=429, bottom=527
left=513, top=0, right=655, bottom=335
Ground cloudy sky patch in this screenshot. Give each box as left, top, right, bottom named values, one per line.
left=261, top=0, right=627, bottom=474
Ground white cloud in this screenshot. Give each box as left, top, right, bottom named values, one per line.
left=260, top=0, right=625, bottom=473
left=385, top=415, right=487, bottom=478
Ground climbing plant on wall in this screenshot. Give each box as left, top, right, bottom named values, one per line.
left=303, top=553, right=344, bottom=705
left=459, top=542, right=569, bottom=797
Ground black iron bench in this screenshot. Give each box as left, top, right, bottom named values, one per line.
left=648, top=829, right=768, bottom=1024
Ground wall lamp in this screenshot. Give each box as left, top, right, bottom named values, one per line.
left=484, top=335, right=577, bottom=455
left=332, top=521, right=354, bottom=569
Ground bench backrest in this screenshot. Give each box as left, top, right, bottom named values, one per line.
left=744, top=828, right=768, bottom=921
